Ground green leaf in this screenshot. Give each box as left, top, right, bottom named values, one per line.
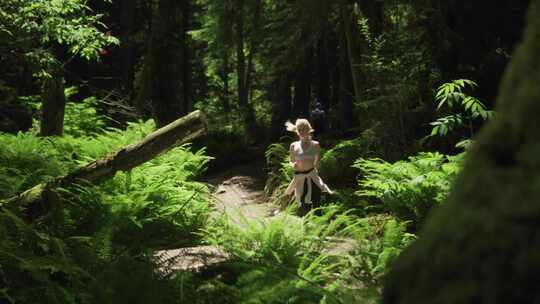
left=436, top=97, right=447, bottom=110
left=439, top=124, right=448, bottom=135
left=455, top=139, right=474, bottom=149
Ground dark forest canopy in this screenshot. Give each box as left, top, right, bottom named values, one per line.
left=1, top=0, right=530, bottom=154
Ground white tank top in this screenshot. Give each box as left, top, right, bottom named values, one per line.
left=294, top=140, right=316, bottom=161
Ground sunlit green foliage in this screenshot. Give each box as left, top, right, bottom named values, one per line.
left=0, top=0, right=517, bottom=302
left=319, top=131, right=379, bottom=186
left=0, top=199, right=185, bottom=303
left=0, top=118, right=213, bottom=303
left=24, top=87, right=110, bottom=137
left=0, top=207, right=93, bottom=303
left=201, top=206, right=362, bottom=303
left=195, top=206, right=415, bottom=303
left=346, top=215, right=416, bottom=298
left=429, top=79, right=496, bottom=148
left=263, top=142, right=291, bottom=205
left=354, top=152, right=463, bottom=227
left=0, top=133, right=73, bottom=199
left=1, top=0, right=119, bottom=78
left=62, top=88, right=109, bottom=137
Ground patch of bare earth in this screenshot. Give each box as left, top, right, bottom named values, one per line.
left=155, top=161, right=274, bottom=272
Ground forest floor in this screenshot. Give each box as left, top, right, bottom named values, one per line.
left=155, top=161, right=276, bottom=273
left=155, top=161, right=355, bottom=275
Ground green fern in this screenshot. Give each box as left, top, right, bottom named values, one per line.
left=201, top=205, right=386, bottom=303
left=319, top=131, right=378, bottom=185
left=354, top=152, right=463, bottom=227
left=263, top=143, right=289, bottom=195
left=371, top=219, right=415, bottom=276
left=0, top=120, right=216, bottom=303
left=0, top=207, right=89, bottom=304
left=0, top=133, right=69, bottom=199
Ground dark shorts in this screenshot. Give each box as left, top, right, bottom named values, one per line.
left=293, top=168, right=323, bottom=216
left=298, top=179, right=322, bottom=216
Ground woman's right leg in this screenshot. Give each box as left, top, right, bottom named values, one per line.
left=310, top=180, right=322, bottom=216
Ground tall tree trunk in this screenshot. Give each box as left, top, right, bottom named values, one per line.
left=340, top=2, right=362, bottom=103
left=220, top=52, right=230, bottom=112
left=316, top=26, right=330, bottom=113
left=336, top=27, right=355, bottom=130
left=40, top=69, right=65, bottom=136
left=311, top=27, right=331, bottom=137
left=293, top=45, right=313, bottom=119
left=119, top=0, right=136, bottom=98
left=270, top=73, right=291, bottom=139
left=235, top=0, right=257, bottom=136
left=327, top=27, right=341, bottom=131
left=182, top=0, right=192, bottom=113
left=383, top=2, right=540, bottom=303
left=246, top=0, right=263, bottom=104
left=146, top=0, right=184, bottom=127
left=411, top=0, right=450, bottom=134
left=236, top=0, right=248, bottom=109
left=418, top=0, right=452, bottom=78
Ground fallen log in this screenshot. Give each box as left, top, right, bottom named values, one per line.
left=6, top=110, right=208, bottom=220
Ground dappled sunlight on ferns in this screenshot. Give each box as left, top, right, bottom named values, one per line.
left=197, top=205, right=411, bottom=303
left=354, top=152, right=463, bottom=228
left=0, top=120, right=214, bottom=303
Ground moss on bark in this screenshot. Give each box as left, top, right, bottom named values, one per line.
left=382, top=1, right=540, bottom=303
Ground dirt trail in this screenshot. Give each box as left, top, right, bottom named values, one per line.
left=209, top=162, right=278, bottom=224
left=155, top=161, right=355, bottom=275
left=155, top=161, right=276, bottom=273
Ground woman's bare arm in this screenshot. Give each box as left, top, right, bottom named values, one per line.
left=313, top=142, right=321, bottom=169
left=289, top=142, right=297, bottom=169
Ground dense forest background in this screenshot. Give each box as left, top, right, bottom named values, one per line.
left=0, top=0, right=536, bottom=303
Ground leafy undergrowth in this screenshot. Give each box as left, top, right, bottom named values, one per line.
left=354, top=151, right=463, bottom=230
left=0, top=119, right=213, bottom=303
left=256, top=136, right=465, bottom=303
left=1, top=108, right=461, bottom=303
left=173, top=205, right=415, bottom=304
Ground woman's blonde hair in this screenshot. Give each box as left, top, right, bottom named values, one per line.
left=285, top=118, right=314, bottom=136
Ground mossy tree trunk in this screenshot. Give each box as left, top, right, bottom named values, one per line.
left=383, top=2, right=540, bottom=303
left=40, top=68, right=65, bottom=136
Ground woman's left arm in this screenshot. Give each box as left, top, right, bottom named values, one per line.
left=314, top=142, right=321, bottom=169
